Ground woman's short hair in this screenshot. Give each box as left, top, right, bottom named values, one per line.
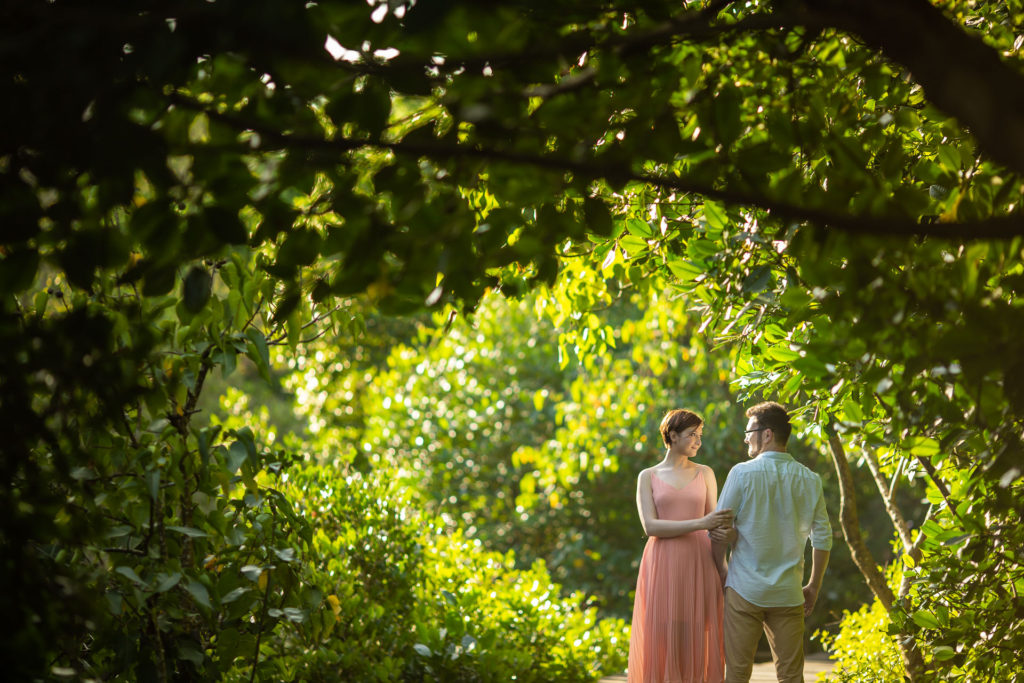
left=745, top=401, right=792, bottom=444
left=659, top=409, right=703, bottom=447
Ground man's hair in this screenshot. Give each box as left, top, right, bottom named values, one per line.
left=745, top=401, right=792, bottom=444
left=659, top=409, right=703, bottom=447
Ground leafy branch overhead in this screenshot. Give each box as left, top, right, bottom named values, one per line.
left=5, top=1, right=1024, bottom=305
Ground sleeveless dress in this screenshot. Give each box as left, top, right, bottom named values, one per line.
left=627, top=472, right=725, bottom=683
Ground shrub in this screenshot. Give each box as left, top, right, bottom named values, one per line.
left=227, top=463, right=629, bottom=682
left=817, top=597, right=903, bottom=683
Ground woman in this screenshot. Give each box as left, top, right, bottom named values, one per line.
left=628, top=409, right=732, bottom=683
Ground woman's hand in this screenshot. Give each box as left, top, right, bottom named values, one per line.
left=702, top=508, right=733, bottom=530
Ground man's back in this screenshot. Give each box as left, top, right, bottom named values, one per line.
left=717, top=451, right=832, bottom=607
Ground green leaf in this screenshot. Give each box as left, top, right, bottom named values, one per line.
left=624, top=218, right=654, bottom=238
left=762, top=323, right=787, bottom=343
left=702, top=200, right=728, bottom=231
left=282, top=607, right=306, bottom=623
left=227, top=441, right=249, bottom=474
left=245, top=327, right=272, bottom=382
left=105, top=590, right=123, bottom=616
left=936, top=144, right=961, bottom=173
left=183, top=266, right=213, bottom=314
left=142, top=265, right=177, bottom=297
left=273, top=547, right=297, bottom=562
left=155, top=572, right=183, bottom=593
left=167, top=525, right=209, bottom=538
left=115, top=566, right=146, bottom=586
left=912, top=609, right=941, bottom=630
left=619, top=235, right=648, bottom=258
left=146, top=469, right=161, bottom=501
left=667, top=257, right=704, bottom=282
left=841, top=398, right=864, bottom=422
left=904, top=436, right=940, bottom=457
left=186, top=578, right=211, bottom=609
left=272, top=288, right=301, bottom=325
left=33, top=288, right=49, bottom=315
left=178, top=642, right=205, bottom=667
left=686, top=239, right=719, bottom=261
left=713, top=84, right=743, bottom=147
left=764, top=345, right=801, bottom=362
left=742, top=266, right=773, bottom=294
left=240, top=565, right=263, bottom=582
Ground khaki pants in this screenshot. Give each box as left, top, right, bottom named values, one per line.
left=724, top=587, right=805, bottom=683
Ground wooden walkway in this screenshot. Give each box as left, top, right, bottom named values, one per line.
left=599, top=652, right=834, bottom=682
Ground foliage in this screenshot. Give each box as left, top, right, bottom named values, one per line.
left=818, top=598, right=903, bottom=683
left=816, top=564, right=904, bottom=682
left=7, top=0, right=1024, bottom=680
left=897, top=501, right=1024, bottom=682
left=225, top=464, right=629, bottom=683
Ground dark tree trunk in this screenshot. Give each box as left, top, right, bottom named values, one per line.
left=808, top=0, right=1024, bottom=177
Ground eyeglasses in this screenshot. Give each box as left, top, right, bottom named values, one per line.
left=744, top=427, right=768, bottom=435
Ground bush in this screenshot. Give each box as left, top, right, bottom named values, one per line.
left=224, top=464, right=629, bottom=682
left=817, top=597, right=903, bottom=683
left=408, top=532, right=628, bottom=682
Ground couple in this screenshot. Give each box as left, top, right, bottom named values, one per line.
left=627, top=402, right=832, bottom=683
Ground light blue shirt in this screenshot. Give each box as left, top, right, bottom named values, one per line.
left=717, top=450, right=832, bottom=607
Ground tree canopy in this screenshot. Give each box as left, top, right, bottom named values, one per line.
left=3, top=0, right=1024, bottom=680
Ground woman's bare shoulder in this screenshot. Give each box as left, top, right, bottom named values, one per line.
left=637, top=466, right=657, bottom=481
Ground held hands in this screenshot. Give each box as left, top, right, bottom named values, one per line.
left=709, top=526, right=737, bottom=544
left=703, top=508, right=733, bottom=531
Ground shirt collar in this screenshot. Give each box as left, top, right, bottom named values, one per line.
left=757, top=450, right=793, bottom=461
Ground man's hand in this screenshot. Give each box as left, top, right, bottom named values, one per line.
left=803, top=549, right=829, bottom=616
left=802, top=583, right=819, bottom=617
left=709, top=526, right=737, bottom=544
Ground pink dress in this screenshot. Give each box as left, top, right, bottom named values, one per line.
left=628, top=472, right=725, bottom=683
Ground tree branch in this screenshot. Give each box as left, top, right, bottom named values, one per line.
left=172, top=89, right=1024, bottom=240
left=861, top=445, right=916, bottom=555
left=825, top=426, right=894, bottom=613
left=825, top=424, right=928, bottom=681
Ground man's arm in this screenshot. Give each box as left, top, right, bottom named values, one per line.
left=803, top=476, right=833, bottom=614
left=710, top=469, right=738, bottom=585
left=711, top=535, right=730, bottom=585
left=802, top=548, right=830, bottom=616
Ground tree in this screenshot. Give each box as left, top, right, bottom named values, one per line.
left=4, top=0, right=1024, bottom=679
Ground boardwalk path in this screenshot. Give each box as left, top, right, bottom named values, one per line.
left=599, top=653, right=834, bottom=682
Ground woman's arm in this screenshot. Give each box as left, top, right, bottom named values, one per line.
left=636, top=469, right=733, bottom=538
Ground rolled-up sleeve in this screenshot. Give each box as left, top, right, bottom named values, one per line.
left=810, top=478, right=833, bottom=550
left=717, top=470, right=738, bottom=512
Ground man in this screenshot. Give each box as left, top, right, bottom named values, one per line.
left=710, top=402, right=832, bottom=683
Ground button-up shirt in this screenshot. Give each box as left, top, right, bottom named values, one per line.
left=717, top=450, right=832, bottom=607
